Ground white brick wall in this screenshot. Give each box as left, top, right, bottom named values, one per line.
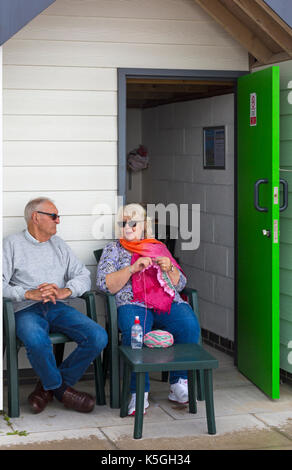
left=141, top=94, right=235, bottom=340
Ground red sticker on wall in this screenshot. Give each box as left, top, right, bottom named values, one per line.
left=250, top=92, right=257, bottom=126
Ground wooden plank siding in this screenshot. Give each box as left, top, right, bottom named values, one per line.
left=2, top=0, right=249, bottom=283
left=279, top=61, right=292, bottom=374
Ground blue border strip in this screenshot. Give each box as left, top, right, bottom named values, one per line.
left=0, top=0, right=55, bottom=45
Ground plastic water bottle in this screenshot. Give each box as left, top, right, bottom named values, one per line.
left=131, top=316, right=143, bottom=349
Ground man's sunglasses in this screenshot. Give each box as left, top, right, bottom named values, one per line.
left=117, top=220, right=142, bottom=228
left=36, top=211, right=60, bottom=221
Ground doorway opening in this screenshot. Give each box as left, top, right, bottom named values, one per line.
left=118, top=69, right=242, bottom=361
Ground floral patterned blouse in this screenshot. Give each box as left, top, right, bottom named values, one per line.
left=96, top=240, right=187, bottom=309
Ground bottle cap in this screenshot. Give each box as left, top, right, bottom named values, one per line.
left=134, top=316, right=140, bottom=324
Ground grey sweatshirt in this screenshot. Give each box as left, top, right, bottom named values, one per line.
left=3, top=229, right=91, bottom=312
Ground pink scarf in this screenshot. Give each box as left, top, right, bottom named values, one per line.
left=120, top=239, right=184, bottom=313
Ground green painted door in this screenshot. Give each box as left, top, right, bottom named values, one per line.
left=237, top=66, right=280, bottom=399
left=279, top=64, right=292, bottom=376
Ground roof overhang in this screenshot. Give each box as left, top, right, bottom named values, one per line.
left=194, top=0, right=292, bottom=68
left=0, top=0, right=55, bottom=46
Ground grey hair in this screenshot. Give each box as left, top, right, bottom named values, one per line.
left=24, top=197, right=55, bottom=224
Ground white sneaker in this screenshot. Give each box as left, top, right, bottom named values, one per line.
left=168, top=378, right=189, bottom=404
left=128, top=392, right=149, bottom=416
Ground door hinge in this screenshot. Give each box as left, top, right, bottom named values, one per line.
left=274, top=219, right=278, bottom=243
left=274, top=187, right=278, bottom=205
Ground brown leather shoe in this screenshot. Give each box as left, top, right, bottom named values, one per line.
left=28, top=380, right=54, bottom=414
left=61, top=386, right=95, bottom=413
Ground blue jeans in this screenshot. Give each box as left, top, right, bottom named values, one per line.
left=118, top=302, right=200, bottom=393
left=15, top=301, right=108, bottom=391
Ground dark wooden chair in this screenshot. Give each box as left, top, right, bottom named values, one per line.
left=3, top=291, right=106, bottom=417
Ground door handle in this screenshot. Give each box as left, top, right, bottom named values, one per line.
left=262, top=229, right=270, bottom=237
left=280, top=178, right=288, bottom=212
left=254, top=179, right=268, bottom=212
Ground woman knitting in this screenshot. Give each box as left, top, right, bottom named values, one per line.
left=96, top=203, right=200, bottom=416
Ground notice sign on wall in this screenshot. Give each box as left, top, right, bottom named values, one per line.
left=203, top=126, right=225, bottom=169
left=250, top=92, right=257, bottom=126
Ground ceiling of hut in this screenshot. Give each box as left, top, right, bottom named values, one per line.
left=126, top=78, right=235, bottom=109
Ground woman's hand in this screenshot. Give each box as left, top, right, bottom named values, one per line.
left=105, top=257, right=152, bottom=294
left=131, top=257, right=153, bottom=273
left=156, top=256, right=180, bottom=286
left=155, top=256, right=173, bottom=272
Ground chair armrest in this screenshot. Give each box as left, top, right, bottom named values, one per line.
left=182, top=287, right=198, bottom=295
left=95, top=290, right=118, bottom=344
left=94, top=288, right=116, bottom=308
left=3, top=297, right=18, bottom=353
left=78, top=290, right=97, bottom=322
left=94, top=288, right=114, bottom=300
left=181, top=287, right=198, bottom=304
left=181, top=287, right=200, bottom=321
left=3, top=297, right=15, bottom=322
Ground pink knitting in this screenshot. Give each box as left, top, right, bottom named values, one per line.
left=131, top=243, right=184, bottom=314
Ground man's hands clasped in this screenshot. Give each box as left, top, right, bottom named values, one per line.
left=25, top=283, right=72, bottom=304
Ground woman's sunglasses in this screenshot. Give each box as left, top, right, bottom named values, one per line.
left=117, top=220, right=142, bottom=228
left=36, top=211, right=60, bottom=221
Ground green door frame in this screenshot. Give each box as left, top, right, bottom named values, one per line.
left=117, top=67, right=247, bottom=363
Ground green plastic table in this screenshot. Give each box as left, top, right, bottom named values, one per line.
left=119, top=343, right=219, bottom=439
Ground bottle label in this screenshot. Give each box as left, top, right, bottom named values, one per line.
left=132, top=332, right=142, bottom=340
left=131, top=326, right=143, bottom=348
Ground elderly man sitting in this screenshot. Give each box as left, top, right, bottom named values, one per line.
left=3, top=197, right=108, bottom=414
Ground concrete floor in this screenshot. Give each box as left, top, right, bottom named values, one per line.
left=1, top=344, right=292, bottom=450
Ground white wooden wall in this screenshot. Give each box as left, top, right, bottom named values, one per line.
left=2, top=0, right=249, bottom=370
left=2, top=0, right=249, bottom=283
left=0, top=45, right=3, bottom=404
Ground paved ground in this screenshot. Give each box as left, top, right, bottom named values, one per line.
left=1, top=345, right=292, bottom=450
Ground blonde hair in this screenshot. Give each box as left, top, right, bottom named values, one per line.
left=115, top=203, right=154, bottom=239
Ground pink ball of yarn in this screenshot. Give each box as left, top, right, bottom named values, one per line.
left=143, top=330, right=174, bottom=348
